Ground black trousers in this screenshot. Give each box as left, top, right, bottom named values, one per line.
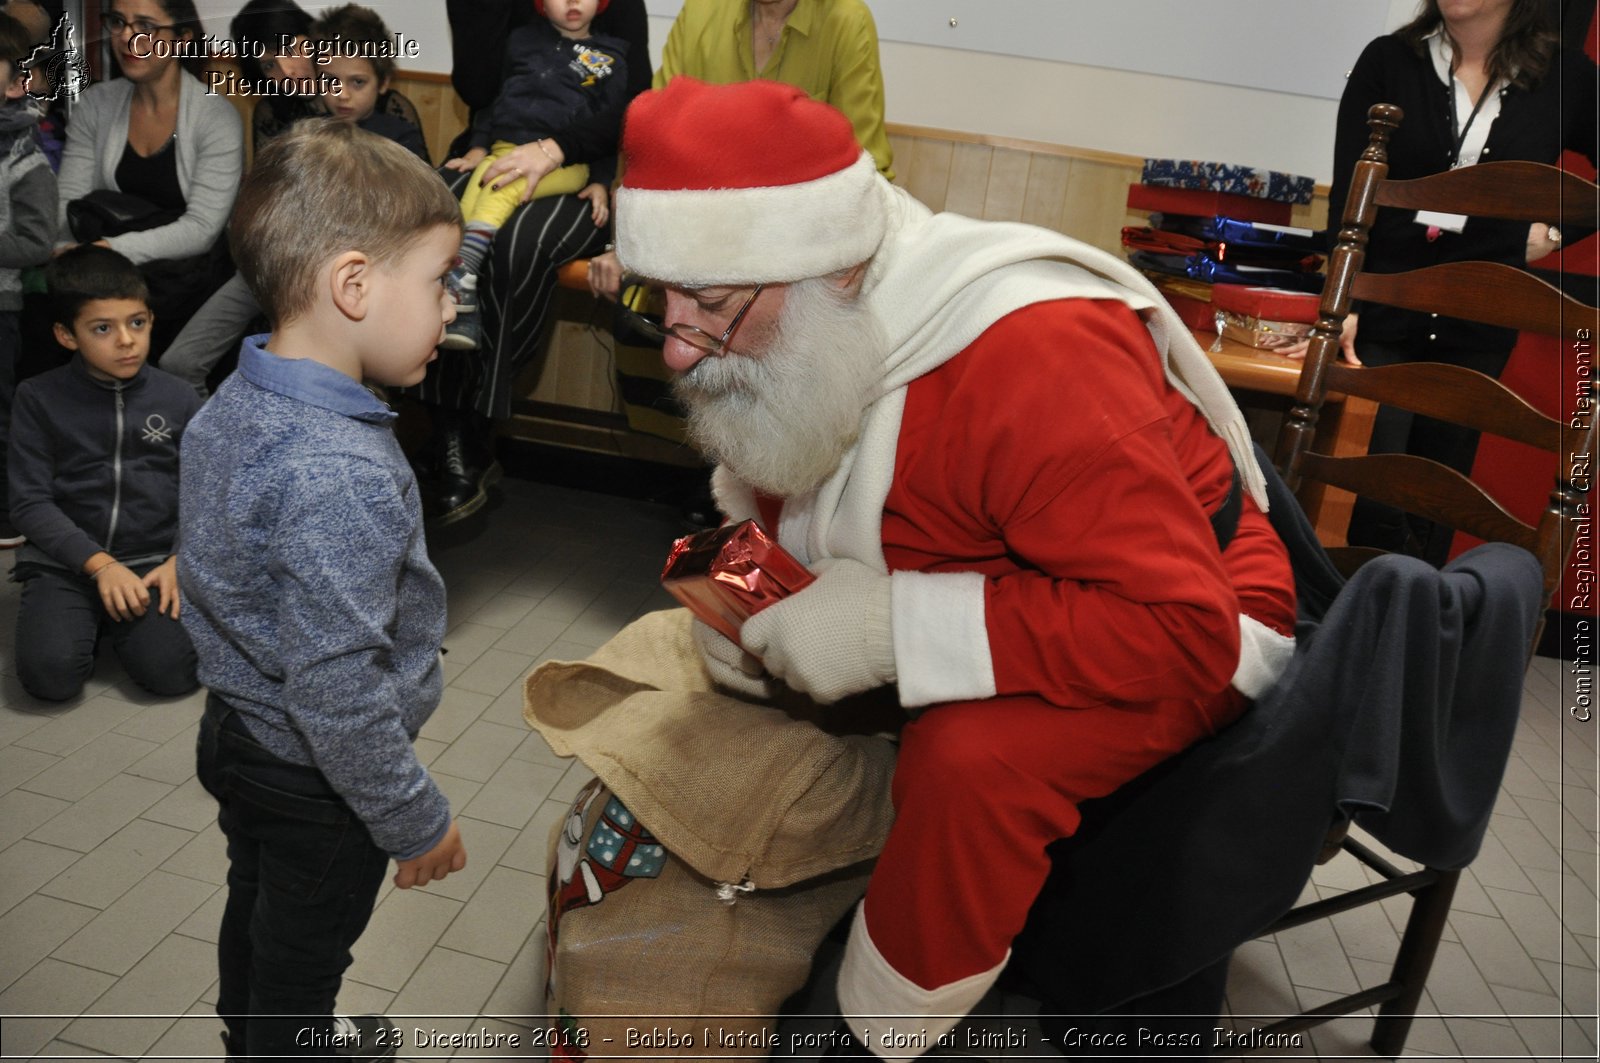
left=196, top=699, right=392, bottom=1060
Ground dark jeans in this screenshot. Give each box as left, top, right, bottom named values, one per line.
left=1345, top=338, right=1513, bottom=565
left=196, top=698, right=391, bottom=1060
left=14, top=562, right=198, bottom=701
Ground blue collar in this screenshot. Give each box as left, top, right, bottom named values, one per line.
left=237, top=334, right=397, bottom=425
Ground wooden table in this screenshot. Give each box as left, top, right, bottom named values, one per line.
left=1198, top=329, right=1376, bottom=545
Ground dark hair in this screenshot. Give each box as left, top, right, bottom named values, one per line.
left=310, top=4, right=395, bottom=82
left=45, top=245, right=150, bottom=328
left=231, top=0, right=312, bottom=88
left=1396, top=0, right=1558, bottom=90
left=106, top=0, right=207, bottom=76
left=0, top=12, right=31, bottom=73
left=231, top=120, right=459, bottom=326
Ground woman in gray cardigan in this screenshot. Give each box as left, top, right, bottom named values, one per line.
left=54, top=1, right=242, bottom=356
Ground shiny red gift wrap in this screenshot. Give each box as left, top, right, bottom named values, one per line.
left=660, top=520, right=816, bottom=642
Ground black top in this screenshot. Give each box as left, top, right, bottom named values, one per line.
left=1327, top=34, right=1598, bottom=354
left=471, top=21, right=629, bottom=159
left=115, top=135, right=185, bottom=215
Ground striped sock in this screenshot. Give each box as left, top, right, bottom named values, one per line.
left=456, top=223, right=497, bottom=276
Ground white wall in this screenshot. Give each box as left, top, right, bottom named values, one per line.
left=189, top=0, right=1429, bottom=184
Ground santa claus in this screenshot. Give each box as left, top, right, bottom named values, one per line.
left=610, top=77, right=1299, bottom=1059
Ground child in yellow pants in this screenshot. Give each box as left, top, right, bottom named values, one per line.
left=440, top=0, right=628, bottom=350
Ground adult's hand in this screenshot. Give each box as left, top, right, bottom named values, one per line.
left=691, top=618, right=772, bottom=699
left=480, top=140, right=561, bottom=202
left=740, top=557, right=895, bottom=704
left=1280, top=312, right=1361, bottom=365
left=95, top=562, right=150, bottom=621
left=586, top=249, right=623, bottom=301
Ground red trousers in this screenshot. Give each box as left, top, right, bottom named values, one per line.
left=861, top=685, right=1250, bottom=992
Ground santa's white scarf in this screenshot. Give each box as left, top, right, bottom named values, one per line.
left=714, top=181, right=1268, bottom=563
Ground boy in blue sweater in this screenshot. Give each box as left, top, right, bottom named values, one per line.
left=180, top=120, right=467, bottom=1061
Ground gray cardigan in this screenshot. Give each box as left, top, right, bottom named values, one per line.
left=56, top=75, right=243, bottom=264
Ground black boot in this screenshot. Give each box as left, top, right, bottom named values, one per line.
left=425, top=412, right=488, bottom=525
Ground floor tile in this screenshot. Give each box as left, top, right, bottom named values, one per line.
left=51, top=869, right=217, bottom=976
left=11, top=696, right=144, bottom=757
left=441, top=621, right=511, bottom=673
left=1485, top=884, right=1578, bottom=966
left=0, top=893, right=100, bottom=991
left=0, top=839, right=82, bottom=917
left=415, top=816, right=519, bottom=904
left=0, top=743, right=62, bottom=796
left=1416, top=939, right=1505, bottom=1016
left=481, top=923, right=547, bottom=1026
left=438, top=866, right=543, bottom=964
left=460, top=759, right=568, bottom=830
left=346, top=886, right=463, bottom=993
left=123, top=727, right=202, bottom=786
left=0, top=959, right=118, bottom=1059
left=509, top=728, right=570, bottom=769
left=140, top=1003, right=226, bottom=1063
left=139, top=776, right=217, bottom=832
left=18, top=732, right=161, bottom=803
left=418, top=687, right=492, bottom=745
left=450, top=649, right=538, bottom=699
left=500, top=798, right=567, bottom=876
left=0, top=787, right=72, bottom=851
left=37, top=819, right=192, bottom=910
left=0, top=701, right=56, bottom=746
left=1448, top=910, right=1553, bottom=996
left=388, top=947, right=507, bottom=1049
left=110, top=693, right=204, bottom=745
left=58, top=934, right=215, bottom=1056
left=172, top=888, right=225, bottom=945
left=428, top=720, right=525, bottom=784
left=26, top=773, right=173, bottom=853
left=160, top=823, right=229, bottom=886
left=466, top=592, right=541, bottom=632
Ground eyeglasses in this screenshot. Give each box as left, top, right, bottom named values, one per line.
left=622, top=284, right=766, bottom=359
left=103, top=11, right=180, bottom=36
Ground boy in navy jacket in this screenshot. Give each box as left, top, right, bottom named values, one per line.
left=8, top=245, right=199, bottom=701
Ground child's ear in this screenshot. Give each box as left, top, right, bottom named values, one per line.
left=328, top=250, right=371, bottom=321
left=379, top=74, right=392, bottom=95
left=3, top=66, right=26, bottom=101
left=52, top=323, right=81, bottom=351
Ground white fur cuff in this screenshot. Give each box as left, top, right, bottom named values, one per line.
left=891, top=570, right=996, bottom=708
left=1231, top=614, right=1296, bottom=700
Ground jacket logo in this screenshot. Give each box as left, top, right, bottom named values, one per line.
left=141, top=414, right=172, bottom=444
left=572, top=47, right=614, bottom=86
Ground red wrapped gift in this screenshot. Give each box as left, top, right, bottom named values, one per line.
left=660, top=519, right=815, bottom=642
left=1210, top=285, right=1322, bottom=324
left=1126, top=184, right=1293, bottom=226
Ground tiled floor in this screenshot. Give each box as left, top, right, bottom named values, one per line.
left=0, top=476, right=1595, bottom=1061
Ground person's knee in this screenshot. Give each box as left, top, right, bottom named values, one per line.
left=17, top=645, right=93, bottom=701
left=119, top=628, right=199, bottom=697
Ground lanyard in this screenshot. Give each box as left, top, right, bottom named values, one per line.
left=1446, top=74, right=1493, bottom=168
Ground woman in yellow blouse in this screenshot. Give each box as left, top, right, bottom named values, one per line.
left=587, top=0, right=893, bottom=296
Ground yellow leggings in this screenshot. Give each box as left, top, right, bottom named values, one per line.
left=459, top=141, right=589, bottom=229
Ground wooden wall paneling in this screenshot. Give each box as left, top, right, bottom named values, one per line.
left=981, top=147, right=1032, bottom=223
left=943, top=141, right=995, bottom=218
left=900, top=135, right=954, bottom=213
left=1060, top=156, right=1144, bottom=256
left=1019, top=151, right=1073, bottom=232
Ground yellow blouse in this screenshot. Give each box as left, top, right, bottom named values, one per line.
left=655, top=0, right=895, bottom=179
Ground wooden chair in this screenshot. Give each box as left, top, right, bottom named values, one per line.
left=1259, top=103, right=1599, bottom=1055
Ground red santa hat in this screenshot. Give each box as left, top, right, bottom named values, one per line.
left=614, top=78, right=887, bottom=286
left=535, top=0, right=611, bottom=15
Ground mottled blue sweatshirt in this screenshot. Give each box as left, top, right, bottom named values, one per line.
left=178, top=336, right=450, bottom=860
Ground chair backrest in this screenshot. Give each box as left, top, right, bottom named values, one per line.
left=1276, top=102, right=1600, bottom=604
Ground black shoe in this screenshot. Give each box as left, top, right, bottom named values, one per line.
left=425, top=425, right=488, bottom=525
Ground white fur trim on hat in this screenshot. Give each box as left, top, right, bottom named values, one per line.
left=616, top=151, right=886, bottom=286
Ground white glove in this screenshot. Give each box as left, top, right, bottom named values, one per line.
left=692, top=617, right=773, bottom=699
left=740, top=557, right=895, bottom=704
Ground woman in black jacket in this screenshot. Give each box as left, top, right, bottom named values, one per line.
left=1327, top=0, right=1596, bottom=555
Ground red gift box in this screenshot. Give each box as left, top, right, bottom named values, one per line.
left=1209, top=285, right=1322, bottom=324
left=1127, top=184, right=1293, bottom=226
left=660, top=519, right=815, bottom=642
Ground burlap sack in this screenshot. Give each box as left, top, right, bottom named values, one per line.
left=524, top=609, right=898, bottom=1059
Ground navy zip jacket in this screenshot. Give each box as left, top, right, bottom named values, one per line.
left=470, top=19, right=629, bottom=159
left=8, top=356, right=200, bottom=574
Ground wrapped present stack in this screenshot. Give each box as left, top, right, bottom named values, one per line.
left=1122, top=159, right=1324, bottom=348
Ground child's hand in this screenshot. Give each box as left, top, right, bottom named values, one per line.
left=394, top=820, right=467, bottom=889
left=576, top=183, right=609, bottom=227
left=444, top=147, right=488, bottom=173
left=95, top=562, right=151, bottom=621
left=143, top=557, right=181, bottom=619
left=586, top=249, right=623, bottom=301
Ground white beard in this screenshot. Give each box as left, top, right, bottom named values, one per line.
left=673, top=276, right=886, bottom=499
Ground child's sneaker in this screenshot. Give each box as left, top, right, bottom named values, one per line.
left=441, top=270, right=480, bottom=351
left=331, top=1014, right=401, bottom=1059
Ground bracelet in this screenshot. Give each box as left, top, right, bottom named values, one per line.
left=87, top=558, right=117, bottom=579
left=534, top=140, right=560, bottom=166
